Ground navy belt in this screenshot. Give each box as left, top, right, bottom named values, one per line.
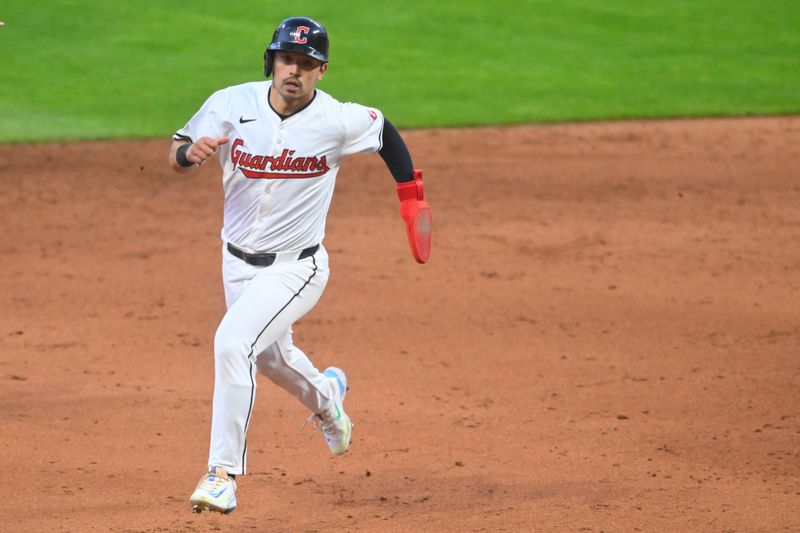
left=226, top=242, right=319, bottom=267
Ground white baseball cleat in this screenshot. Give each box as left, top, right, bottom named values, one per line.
left=189, top=466, right=237, bottom=514
left=303, top=367, right=353, bottom=455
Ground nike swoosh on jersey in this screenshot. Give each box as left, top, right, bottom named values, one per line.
left=239, top=116, right=257, bottom=124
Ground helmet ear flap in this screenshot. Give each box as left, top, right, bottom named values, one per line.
left=263, top=50, right=273, bottom=78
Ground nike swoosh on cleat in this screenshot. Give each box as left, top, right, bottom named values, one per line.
left=209, top=486, right=228, bottom=498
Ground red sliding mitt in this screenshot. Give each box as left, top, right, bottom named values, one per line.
left=396, top=169, right=432, bottom=263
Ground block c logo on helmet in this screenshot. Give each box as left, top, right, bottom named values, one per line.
left=293, top=26, right=310, bottom=44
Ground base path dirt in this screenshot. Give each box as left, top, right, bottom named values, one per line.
left=1, top=117, right=799, bottom=532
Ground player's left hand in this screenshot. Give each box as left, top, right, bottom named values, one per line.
left=396, top=169, right=432, bottom=263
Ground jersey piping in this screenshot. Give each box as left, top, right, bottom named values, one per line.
left=240, top=255, right=319, bottom=470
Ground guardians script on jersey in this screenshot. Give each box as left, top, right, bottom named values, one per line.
left=230, top=139, right=331, bottom=179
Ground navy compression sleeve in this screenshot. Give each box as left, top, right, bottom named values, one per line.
left=378, top=118, right=414, bottom=183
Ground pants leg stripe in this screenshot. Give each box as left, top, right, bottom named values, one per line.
left=240, top=256, right=319, bottom=473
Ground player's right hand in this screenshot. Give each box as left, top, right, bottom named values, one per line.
left=187, top=136, right=230, bottom=165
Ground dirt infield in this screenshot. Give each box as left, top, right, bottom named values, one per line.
left=1, top=117, right=799, bottom=532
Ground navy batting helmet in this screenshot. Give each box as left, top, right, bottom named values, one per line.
left=263, top=17, right=329, bottom=78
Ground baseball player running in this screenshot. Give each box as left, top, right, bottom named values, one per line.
left=168, top=16, right=432, bottom=514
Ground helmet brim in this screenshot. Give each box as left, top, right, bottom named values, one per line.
left=267, top=42, right=328, bottom=63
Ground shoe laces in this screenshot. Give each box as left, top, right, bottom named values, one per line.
left=300, top=406, right=341, bottom=438
left=300, top=413, right=322, bottom=437
left=199, top=468, right=231, bottom=491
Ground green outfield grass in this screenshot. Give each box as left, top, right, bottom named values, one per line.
left=0, top=0, right=798, bottom=141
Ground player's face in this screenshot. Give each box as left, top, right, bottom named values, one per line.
left=272, top=51, right=327, bottom=102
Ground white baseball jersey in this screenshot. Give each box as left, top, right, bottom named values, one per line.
left=173, top=80, right=385, bottom=252
left=176, top=81, right=381, bottom=476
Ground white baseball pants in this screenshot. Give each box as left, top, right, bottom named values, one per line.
left=207, top=243, right=336, bottom=475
